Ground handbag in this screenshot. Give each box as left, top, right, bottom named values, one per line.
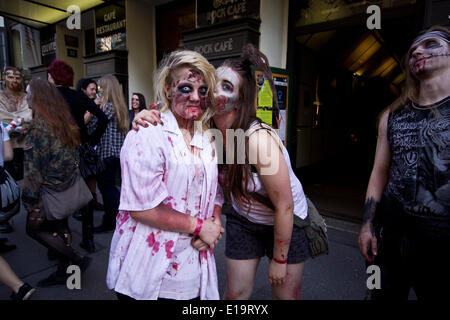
left=78, top=143, right=105, bottom=179
left=250, top=192, right=329, bottom=259
left=41, top=167, right=93, bottom=221
left=0, top=166, right=21, bottom=223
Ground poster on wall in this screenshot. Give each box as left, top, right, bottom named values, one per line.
left=254, top=70, right=290, bottom=145
left=95, top=1, right=126, bottom=52
left=197, top=0, right=260, bottom=27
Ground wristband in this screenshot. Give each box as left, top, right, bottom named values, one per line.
left=193, top=218, right=203, bottom=236
left=272, top=257, right=287, bottom=264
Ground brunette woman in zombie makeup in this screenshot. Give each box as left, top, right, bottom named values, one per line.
left=132, top=44, right=311, bottom=300
left=358, top=25, right=450, bottom=301
left=106, top=50, right=224, bottom=300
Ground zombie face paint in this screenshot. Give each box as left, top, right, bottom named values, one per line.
left=409, top=35, right=450, bottom=76
left=5, top=70, right=22, bottom=92
left=214, top=66, right=240, bottom=114
left=168, top=67, right=209, bottom=120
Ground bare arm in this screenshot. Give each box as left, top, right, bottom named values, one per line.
left=250, top=130, right=293, bottom=286
left=358, top=109, right=391, bottom=262
left=2, top=139, right=13, bottom=162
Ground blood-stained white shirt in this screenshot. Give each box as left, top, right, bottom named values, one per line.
left=106, top=109, right=223, bottom=300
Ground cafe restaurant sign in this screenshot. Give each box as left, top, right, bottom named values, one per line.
left=197, top=0, right=260, bottom=27
left=95, top=3, right=126, bottom=52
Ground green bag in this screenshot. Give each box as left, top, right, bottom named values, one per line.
left=294, top=197, right=329, bottom=258
left=250, top=193, right=329, bottom=259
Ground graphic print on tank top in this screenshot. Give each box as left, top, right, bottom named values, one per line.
left=386, top=97, right=450, bottom=218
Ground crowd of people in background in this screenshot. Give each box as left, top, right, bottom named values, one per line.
left=0, top=24, right=448, bottom=301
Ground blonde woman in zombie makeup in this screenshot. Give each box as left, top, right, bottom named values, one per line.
left=133, top=44, right=310, bottom=300
left=106, top=50, right=224, bottom=300
left=358, top=25, right=450, bottom=300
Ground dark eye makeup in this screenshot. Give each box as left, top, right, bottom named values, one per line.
left=199, top=87, right=208, bottom=96
left=178, top=85, right=192, bottom=94
left=177, top=84, right=208, bottom=96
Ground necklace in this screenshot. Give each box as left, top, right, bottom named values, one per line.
left=411, top=95, right=450, bottom=110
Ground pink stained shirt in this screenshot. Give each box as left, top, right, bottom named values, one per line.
left=106, top=109, right=223, bottom=300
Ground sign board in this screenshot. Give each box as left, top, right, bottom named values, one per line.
left=41, top=40, right=56, bottom=56
left=67, top=48, right=77, bottom=58
left=254, top=69, right=290, bottom=146
left=95, top=2, right=126, bottom=52
left=197, top=0, right=260, bottom=27
left=184, top=33, right=246, bottom=61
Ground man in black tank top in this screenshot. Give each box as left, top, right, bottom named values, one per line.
left=358, top=26, right=450, bottom=300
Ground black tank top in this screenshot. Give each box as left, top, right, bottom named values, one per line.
left=383, top=96, right=450, bottom=237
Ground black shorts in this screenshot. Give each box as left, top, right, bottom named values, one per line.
left=225, top=208, right=310, bottom=264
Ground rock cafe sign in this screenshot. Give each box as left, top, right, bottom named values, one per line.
left=197, top=0, right=260, bottom=27
left=193, top=37, right=234, bottom=55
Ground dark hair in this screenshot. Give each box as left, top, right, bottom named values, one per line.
left=28, top=79, right=80, bottom=148
left=76, top=78, right=97, bottom=92
left=131, top=92, right=147, bottom=111
left=47, top=59, right=74, bottom=87
left=221, top=44, right=278, bottom=210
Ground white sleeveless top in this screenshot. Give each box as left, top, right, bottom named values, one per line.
left=231, top=122, right=308, bottom=225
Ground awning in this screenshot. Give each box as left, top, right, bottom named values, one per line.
left=0, top=0, right=108, bottom=29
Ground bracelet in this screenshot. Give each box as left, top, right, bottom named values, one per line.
left=193, top=218, right=204, bottom=236
left=272, top=257, right=287, bottom=264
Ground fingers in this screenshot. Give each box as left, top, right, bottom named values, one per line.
left=371, top=237, right=378, bottom=257
left=132, top=119, right=147, bottom=131
left=268, top=275, right=285, bottom=287
left=359, top=237, right=374, bottom=263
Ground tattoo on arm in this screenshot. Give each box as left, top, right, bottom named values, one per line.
left=363, top=198, right=378, bottom=236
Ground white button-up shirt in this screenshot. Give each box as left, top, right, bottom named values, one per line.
left=107, top=109, right=223, bottom=300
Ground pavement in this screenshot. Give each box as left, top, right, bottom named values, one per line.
left=0, top=196, right=371, bottom=300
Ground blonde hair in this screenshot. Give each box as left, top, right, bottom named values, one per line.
left=98, top=74, right=129, bottom=134
left=154, top=50, right=216, bottom=128
left=392, top=25, right=450, bottom=111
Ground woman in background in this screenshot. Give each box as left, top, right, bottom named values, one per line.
left=23, top=79, right=91, bottom=287
left=90, top=75, right=129, bottom=233
left=129, top=92, right=147, bottom=129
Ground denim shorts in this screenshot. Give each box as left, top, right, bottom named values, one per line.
left=225, top=208, right=310, bottom=264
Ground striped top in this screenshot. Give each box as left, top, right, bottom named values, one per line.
left=231, top=122, right=308, bottom=225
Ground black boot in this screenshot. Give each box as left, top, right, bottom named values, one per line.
left=80, top=200, right=96, bottom=253
left=37, top=258, right=69, bottom=287
left=92, top=193, right=105, bottom=211
left=0, top=221, right=13, bottom=233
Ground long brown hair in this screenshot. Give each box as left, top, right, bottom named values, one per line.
left=28, top=79, right=80, bottom=148
left=222, top=44, right=278, bottom=210
left=391, top=25, right=450, bottom=112
left=98, top=75, right=129, bottom=134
